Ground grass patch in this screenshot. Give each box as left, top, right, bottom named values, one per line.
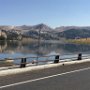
left=0, top=60, right=13, bottom=67
left=67, top=38, right=90, bottom=44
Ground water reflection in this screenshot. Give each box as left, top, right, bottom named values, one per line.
left=0, top=41, right=90, bottom=58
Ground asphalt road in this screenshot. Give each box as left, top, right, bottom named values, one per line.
left=1, top=62, right=90, bottom=90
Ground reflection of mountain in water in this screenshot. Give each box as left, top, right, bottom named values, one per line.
left=0, top=41, right=90, bottom=55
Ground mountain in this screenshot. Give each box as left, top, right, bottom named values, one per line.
left=15, top=25, right=32, bottom=30
left=12, top=23, right=53, bottom=31
left=0, top=26, right=15, bottom=30
left=55, top=26, right=90, bottom=32
left=31, top=23, right=53, bottom=31
left=1, top=24, right=90, bottom=40
left=0, top=24, right=57, bottom=40
left=57, top=29, right=90, bottom=39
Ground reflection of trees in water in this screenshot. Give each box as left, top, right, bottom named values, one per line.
left=0, top=41, right=7, bottom=53
left=0, top=41, right=90, bottom=55
left=62, top=44, right=90, bottom=53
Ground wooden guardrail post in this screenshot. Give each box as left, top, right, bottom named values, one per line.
left=54, top=55, right=59, bottom=63
left=20, top=58, right=26, bottom=68
left=77, top=53, right=82, bottom=60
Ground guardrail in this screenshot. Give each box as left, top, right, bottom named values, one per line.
left=0, top=53, right=90, bottom=70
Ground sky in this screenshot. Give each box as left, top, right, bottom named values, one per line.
left=0, top=0, right=90, bottom=28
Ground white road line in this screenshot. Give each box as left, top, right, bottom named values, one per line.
left=0, top=67, right=90, bottom=89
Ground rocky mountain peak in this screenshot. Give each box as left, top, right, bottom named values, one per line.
left=33, top=23, right=53, bottom=31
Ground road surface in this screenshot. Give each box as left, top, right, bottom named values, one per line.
left=1, top=61, right=90, bottom=90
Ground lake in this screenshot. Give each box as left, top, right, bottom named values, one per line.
left=0, top=40, right=90, bottom=64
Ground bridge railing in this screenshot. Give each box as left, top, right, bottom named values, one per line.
left=0, top=53, right=90, bottom=70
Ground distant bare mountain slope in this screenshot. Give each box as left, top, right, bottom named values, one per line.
left=55, top=26, right=90, bottom=32
left=1, top=24, right=90, bottom=40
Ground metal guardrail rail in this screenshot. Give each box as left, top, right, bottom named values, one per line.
left=0, top=53, right=90, bottom=70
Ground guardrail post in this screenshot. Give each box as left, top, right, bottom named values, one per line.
left=20, top=58, right=26, bottom=68
left=54, top=55, right=59, bottom=63
left=77, top=53, right=82, bottom=60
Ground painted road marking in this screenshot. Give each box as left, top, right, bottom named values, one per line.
left=0, top=67, right=90, bottom=89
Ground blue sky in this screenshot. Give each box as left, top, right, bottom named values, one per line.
left=0, top=0, right=90, bottom=28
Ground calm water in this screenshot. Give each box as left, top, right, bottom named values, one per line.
left=0, top=41, right=90, bottom=63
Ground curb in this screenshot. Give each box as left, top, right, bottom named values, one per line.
left=0, top=59, right=90, bottom=76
